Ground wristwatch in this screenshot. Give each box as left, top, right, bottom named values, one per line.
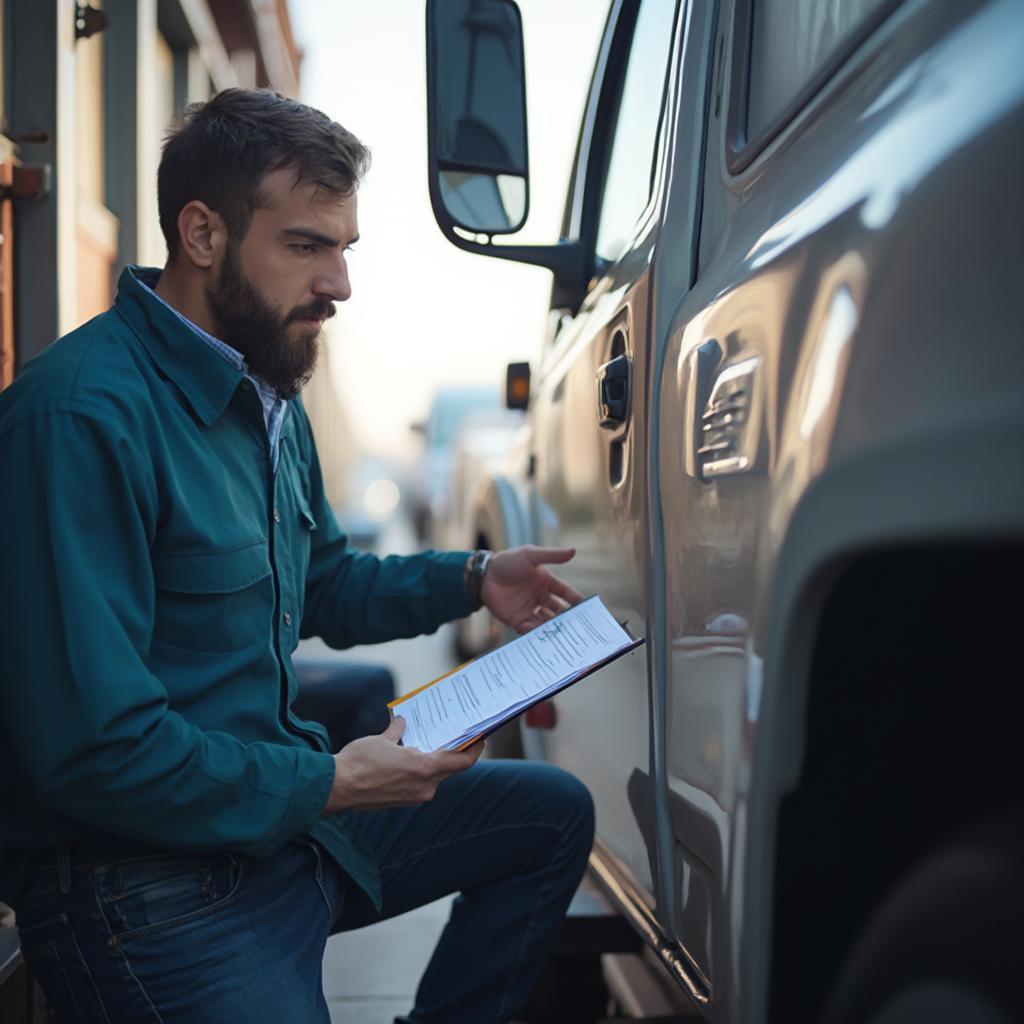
left=465, top=549, right=493, bottom=611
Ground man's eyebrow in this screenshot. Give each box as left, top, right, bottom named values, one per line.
left=280, top=227, right=357, bottom=247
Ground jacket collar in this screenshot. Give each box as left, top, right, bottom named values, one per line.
left=114, top=265, right=246, bottom=426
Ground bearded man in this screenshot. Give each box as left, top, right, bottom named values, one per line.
left=0, top=88, right=593, bottom=1024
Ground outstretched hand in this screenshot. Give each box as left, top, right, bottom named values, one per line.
left=481, top=545, right=584, bottom=634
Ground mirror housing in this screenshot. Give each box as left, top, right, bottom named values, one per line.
left=428, top=0, right=529, bottom=234
left=426, top=0, right=586, bottom=308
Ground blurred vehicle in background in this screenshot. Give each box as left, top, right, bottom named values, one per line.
left=408, top=385, right=501, bottom=543
left=332, top=506, right=382, bottom=552
left=334, top=453, right=411, bottom=553
left=435, top=406, right=526, bottom=659
left=431, top=408, right=525, bottom=551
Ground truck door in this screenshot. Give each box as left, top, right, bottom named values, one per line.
left=652, top=0, right=908, bottom=1016
left=526, top=0, right=681, bottom=900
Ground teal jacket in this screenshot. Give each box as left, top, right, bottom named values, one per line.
left=0, top=266, right=472, bottom=908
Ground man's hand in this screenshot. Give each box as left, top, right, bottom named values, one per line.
left=324, top=717, right=483, bottom=814
left=481, top=545, right=584, bottom=634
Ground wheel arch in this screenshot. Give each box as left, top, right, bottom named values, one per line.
left=473, top=473, right=534, bottom=552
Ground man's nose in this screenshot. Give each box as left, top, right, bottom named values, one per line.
left=314, top=254, right=351, bottom=303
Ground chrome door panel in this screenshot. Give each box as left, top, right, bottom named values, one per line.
left=652, top=2, right=1024, bottom=1019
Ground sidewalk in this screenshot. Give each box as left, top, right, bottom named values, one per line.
left=323, top=895, right=452, bottom=1023
left=298, top=623, right=457, bottom=1023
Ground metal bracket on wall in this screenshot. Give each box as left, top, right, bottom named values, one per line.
left=0, top=165, right=51, bottom=203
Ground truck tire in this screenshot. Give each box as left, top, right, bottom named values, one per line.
left=823, top=808, right=1024, bottom=1024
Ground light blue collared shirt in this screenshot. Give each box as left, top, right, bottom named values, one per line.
left=136, top=268, right=286, bottom=472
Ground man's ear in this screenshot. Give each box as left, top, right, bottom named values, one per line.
left=176, top=201, right=227, bottom=269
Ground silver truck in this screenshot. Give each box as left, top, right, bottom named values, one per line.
left=425, top=1, right=1024, bottom=1020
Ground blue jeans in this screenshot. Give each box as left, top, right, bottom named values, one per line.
left=15, top=760, right=594, bottom=1023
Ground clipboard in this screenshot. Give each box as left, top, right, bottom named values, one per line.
left=388, top=595, right=645, bottom=752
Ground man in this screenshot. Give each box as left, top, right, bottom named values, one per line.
left=0, top=89, right=594, bottom=1023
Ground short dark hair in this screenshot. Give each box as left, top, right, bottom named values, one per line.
left=158, top=88, right=370, bottom=259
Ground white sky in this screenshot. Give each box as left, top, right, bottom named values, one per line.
left=290, top=0, right=608, bottom=457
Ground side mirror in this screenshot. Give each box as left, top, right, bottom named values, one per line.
left=426, top=0, right=529, bottom=235
left=425, top=0, right=587, bottom=307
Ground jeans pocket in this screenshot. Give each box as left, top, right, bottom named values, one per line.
left=95, top=851, right=243, bottom=942
left=18, top=913, right=109, bottom=1024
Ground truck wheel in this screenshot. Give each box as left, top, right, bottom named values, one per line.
left=824, top=809, right=1024, bottom=1024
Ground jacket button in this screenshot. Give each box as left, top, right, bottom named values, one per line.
left=282, top=612, right=292, bottom=626
left=273, top=507, right=281, bottom=523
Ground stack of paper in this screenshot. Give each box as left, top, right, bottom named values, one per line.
left=390, top=595, right=644, bottom=753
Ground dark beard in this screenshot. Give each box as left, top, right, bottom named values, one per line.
left=206, top=243, right=334, bottom=400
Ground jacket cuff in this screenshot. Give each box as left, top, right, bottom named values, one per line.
left=259, top=749, right=336, bottom=855
left=428, top=550, right=475, bottom=621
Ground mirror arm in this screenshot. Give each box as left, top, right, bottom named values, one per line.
left=437, top=223, right=588, bottom=309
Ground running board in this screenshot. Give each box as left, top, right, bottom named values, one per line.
left=587, top=839, right=711, bottom=1008
left=550, top=873, right=643, bottom=956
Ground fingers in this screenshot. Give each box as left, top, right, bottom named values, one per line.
left=540, top=592, right=573, bottom=616
left=383, top=715, right=406, bottom=742
left=515, top=604, right=556, bottom=633
left=516, top=612, right=540, bottom=633
left=431, top=740, right=485, bottom=774
left=524, top=545, right=576, bottom=566
left=545, top=573, right=585, bottom=605
left=459, top=740, right=486, bottom=765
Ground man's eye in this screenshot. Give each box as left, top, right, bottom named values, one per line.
left=291, top=243, right=317, bottom=255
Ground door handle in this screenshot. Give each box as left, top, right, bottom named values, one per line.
left=698, top=356, right=760, bottom=478
left=597, top=354, right=631, bottom=428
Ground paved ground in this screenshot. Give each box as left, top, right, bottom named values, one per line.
left=322, top=895, right=452, bottom=1023
left=298, top=622, right=456, bottom=1023
left=295, top=514, right=459, bottom=1024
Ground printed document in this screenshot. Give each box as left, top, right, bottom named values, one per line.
left=390, top=595, right=643, bottom=753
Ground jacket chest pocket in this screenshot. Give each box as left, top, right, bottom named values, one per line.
left=153, top=542, right=272, bottom=652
